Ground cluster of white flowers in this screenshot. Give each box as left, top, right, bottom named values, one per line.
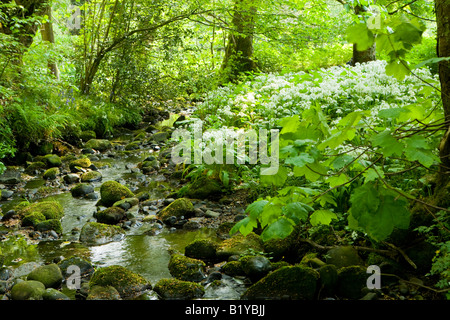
left=195, top=60, right=439, bottom=129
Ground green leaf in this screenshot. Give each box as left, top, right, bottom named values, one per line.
left=346, top=23, right=374, bottom=51
left=385, top=60, right=410, bottom=81
left=260, top=201, right=283, bottom=228
left=370, top=130, right=404, bottom=157
left=285, top=153, right=315, bottom=168
left=310, top=209, right=338, bottom=227
left=283, top=202, right=313, bottom=224
left=280, top=115, right=300, bottom=135
left=245, top=200, right=269, bottom=219
left=260, top=166, right=288, bottom=187
left=260, top=216, right=295, bottom=241
left=348, top=183, right=410, bottom=241
left=230, top=216, right=258, bottom=236
left=414, top=56, right=450, bottom=69
left=326, top=173, right=349, bottom=188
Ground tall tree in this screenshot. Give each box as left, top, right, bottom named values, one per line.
left=220, top=0, right=259, bottom=82
left=436, top=0, right=450, bottom=184
left=40, top=4, right=59, bottom=80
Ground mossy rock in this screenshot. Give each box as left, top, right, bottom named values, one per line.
left=216, top=232, right=264, bottom=259
left=84, top=139, right=112, bottom=152
left=153, top=278, right=205, bottom=300
left=300, top=252, right=326, bottom=268
left=221, top=261, right=245, bottom=277
left=43, top=167, right=60, bottom=180
left=70, top=183, right=95, bottom=197
left=241, top=265, right=319, bottom=300
left=184, top=239, right=219, bottom=261
left=99, top=180, right=134, bottom=207
left=21, top=212, right=46, bottom=228
left=87, top=285, right=121, bottom=300
left=240, top=255, right=272, bottom=281
left=151, top=132, right=169, bottom=143
left=113, top=197, right=139, bottom=211
left=89, top=265, right=150, bottom=298
left=325, top=246, right=363, bottom=268
left=42, top=288, right=71, bottom=300
left=125, top=141, right=141, bottom=150
left=94, top=206, right=126, bottom=225
left=80, top=170, right=102, bottom=183
left=168, top=254, right=206, bottom=282
left=318, top=264, right=338, bottom=297
left=18, top=200, right=64, bottom=220
left=158, top=198, right=195, bottom=221
left=69, top=158, right=92, bottom=172
left=43, top=154, right=62, bottom=168
left=182, top=176, right=224, bottom=200
left=25, top=161, right=46, bottom=174
left=58, top=256, right=95, bottom=279
left=79, top=222, right=125, bottom=245
left=36, top=219, right=63, bottom=234
left=336, top=265, right=367, bottom=299
left=27, top=264, right=63, bottom=289
left=10, top=280, right=46, bottom=300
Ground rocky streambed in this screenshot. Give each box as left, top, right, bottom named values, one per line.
left=0, top=113, right=440, bottom=301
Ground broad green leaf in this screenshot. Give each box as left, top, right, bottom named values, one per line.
left=403, top=135, right=439, bottom=167
left=347, top=23, right=374, bottom=51
left=348, top=183, right=410, bottom=241
left=260, top=201, right=283, bottom=228
left=310, top=209, right=338, bottom=227
left=260, top=165, right=288, bottom=186
left=283, top=202, right=313, bottom=224
left=326, top=173, right=348, bottom=188
left=370, top=130, right=404, bottom=157
left=280, top=115, right=300, bottom=135
left=230, top=216, right=258, bottom=236
left=293, top=161, right=327, bottom=182
left=245, top=199, right=269, bottom=219
left=285, top=152, right=315, bottom=168
left=385, top=60, right=410, bottom=81
left=260, top=216, right=295, bottom=241
left=414, top=56, right=450, bottom=69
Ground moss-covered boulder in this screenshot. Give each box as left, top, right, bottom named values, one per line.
left=58, top=256, right=95, bottom=279
left=27, top=264, right=63, bottom=289
left=153, top=278, right=205, bottom=300
left=99, top=180, right=134, bottom=207
left=221, top=261, right=245, bottom=277
left=168, top=254, right=206, bottom=282
left=94, top=206, right=126, bottom=225
left=42, top=288, right=71, bottom=300
left=21, top=212, right=46, bottom=228
left=113, top=197, right=139, bottom=211
left=325, top=246, right=363, bottom=268
left=182, top=176, right=223, bottom=200
left=216, top=232, right=264, bottom=259
left=69, top=158, right=92, bottom=172
left=89, top=265, right=150, bottom=298
left=336, top=265, right=367, bottom=299
left=80, top=170, right=102, bottom=183
left=240, top=255, right=272, bottom=281
left=43, top=154, right=62, bottom=168
left=18, top=200, right=64, bottom=220
left=70, top=183, right=95, bottom=198
left=157, top=198, right=195, bottom=221
left=241, top=265, right=319, bottom=300
left=43, top=167, right=60, bottom=180
left=318, top=264, right=338, bottom=297
left=84, top=139, right=112, bottom=152
left=184, top=239, right=219, bottom=261
left=87, top=285, right=121, bottom=300
left=25, top=161, right=46, bottom=174
left=36, top=219, right=63, bottom=235
left=79, top=222, right=125, bottom=245
left=10, top=280, right=46, bottom=300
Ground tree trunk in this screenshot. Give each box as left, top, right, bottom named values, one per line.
left=221, top=0, right=259, bottom=82
left=352, top=5, right=376, bottom=65
left=40, top=5, right=60, bottom=80
left=436, top=0, right=450, bottom=184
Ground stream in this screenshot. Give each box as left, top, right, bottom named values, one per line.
left=0, top=133, right=247, bottom=300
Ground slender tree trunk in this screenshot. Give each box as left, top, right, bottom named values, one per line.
left=436, top=0, right=450, bottom=185
left=221, top=0, right=259, bottom=82
left=352, top=5, right=376, bottom=65
left=40, top=5, right=60, bottom=80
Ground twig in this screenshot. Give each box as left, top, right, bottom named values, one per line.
left=382, top=273, right=450, bottom=293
